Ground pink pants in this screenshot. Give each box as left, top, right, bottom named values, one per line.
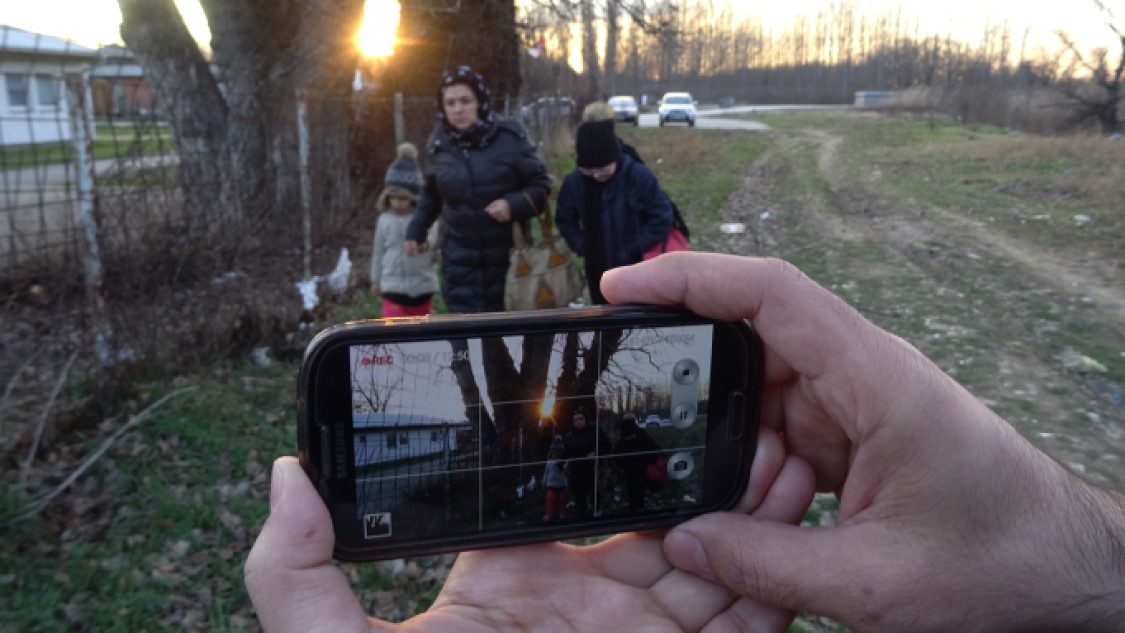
left=382, top=298, right=433, bottom=317
left=545, top=488, right=566, bottom=520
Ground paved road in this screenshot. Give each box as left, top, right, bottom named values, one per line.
left=637, top=103, right=852, bottom=130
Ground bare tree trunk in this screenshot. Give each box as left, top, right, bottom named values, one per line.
left=448, top=338, right=498, bottom=461
left=118, top=0, right=228, bottom=216
left=197, top=0, right=301, bottom=223
left=292, top=0, right=365, bottom=227
left=604, top=0, right=620, bottom=96
left=357, top=0, right=522, bottom=200
left=581, top=0, right=600, bottom=100
left=554, top=330, right=623, bottom=422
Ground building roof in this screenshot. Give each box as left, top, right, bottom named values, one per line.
left=0, top=25, right=97, bottom=60
left=354, top=412, right=468, bottom=429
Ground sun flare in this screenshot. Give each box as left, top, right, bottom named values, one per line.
left=357, top=0, right=400, bottom=58
left=539, top=394, right=556, bottom=419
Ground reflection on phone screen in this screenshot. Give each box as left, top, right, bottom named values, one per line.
left=348, top=325, right=713, bottom=541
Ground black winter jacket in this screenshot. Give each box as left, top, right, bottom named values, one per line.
left=406, top=120, right=551, bottom=313
left=554, top=154, right=674, bottom=269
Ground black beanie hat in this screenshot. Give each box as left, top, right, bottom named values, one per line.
left=575, top=120, right=621, bottom=168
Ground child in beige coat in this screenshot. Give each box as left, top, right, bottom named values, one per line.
left=370, top=143, right=438, bottom=317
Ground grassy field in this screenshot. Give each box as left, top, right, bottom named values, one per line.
left=0, top=124, right=765, bottom=631
left=1, top=110, right=1121, bottom=631
left=743, top=110, right=1123, bottom=489
left=0, top=121, right=175, bottom=170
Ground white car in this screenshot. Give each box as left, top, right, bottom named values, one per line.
left=658, top=92, right=697, bottom=127
left=644, top=414, right=671, bottom=428
left=607, top=96, right=639, bottom=125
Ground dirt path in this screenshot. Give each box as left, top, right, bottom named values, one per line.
left=716, top=124, right=1125, bottom=491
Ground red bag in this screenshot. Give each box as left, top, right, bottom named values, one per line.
left=646, top=455, right=670, bottom=488
left=643, top=227, right=691, bottom=260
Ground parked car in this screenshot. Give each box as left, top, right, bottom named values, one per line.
left=658, top=92, right=697, bottom=127
left=644, top=414, right=671, bottom=428
left=607, top=95, right=639, bottom=125
left=522, top=96, right=575, bottom=122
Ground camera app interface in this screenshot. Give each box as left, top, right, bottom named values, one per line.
left=348, top=325, right=713, bottom=541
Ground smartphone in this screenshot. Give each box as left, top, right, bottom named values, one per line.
left=297, top=305, right=763, bottom=561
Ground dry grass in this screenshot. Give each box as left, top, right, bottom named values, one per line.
left=891, top=85, right=1090, bottom=135
left=921, top=132, right=1125, bottom=210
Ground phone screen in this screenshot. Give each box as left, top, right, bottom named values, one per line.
left=345, top=324, right=716, bottom=543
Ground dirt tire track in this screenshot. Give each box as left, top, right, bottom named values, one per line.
left=812, top=129, right=1125, bottom=327
left=718, top=125, right=1125, bottom=490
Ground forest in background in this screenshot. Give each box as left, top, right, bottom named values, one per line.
left=516, top=0, right=1123, bottom=133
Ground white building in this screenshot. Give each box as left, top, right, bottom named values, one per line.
left=1, top=25, right=97, bottom=146
left=354, top=412, right=466, bottom=468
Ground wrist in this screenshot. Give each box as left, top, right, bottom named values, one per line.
left=1053, top=478, right=1125, bottom=629
left=1001, top=460, right=1125, bottom=631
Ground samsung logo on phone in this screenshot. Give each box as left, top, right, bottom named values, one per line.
left=334, top=426, right=348, bottom=479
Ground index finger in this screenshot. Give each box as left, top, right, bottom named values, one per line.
left=600, top=254, right=872, bottom=382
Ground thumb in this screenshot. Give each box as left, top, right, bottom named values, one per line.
left=664, top=513, right=890, bottom=625
left=244, top=457, right=374, bottom=633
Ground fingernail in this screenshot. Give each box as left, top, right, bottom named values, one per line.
left=665, top=530, right=713, bottom=579
left=269, top=459, right=286, bottom=514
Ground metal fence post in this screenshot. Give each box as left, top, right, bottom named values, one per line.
left=394, top=92, right=405, bottom=146
left=297, top=90, right=312, bottom=280
left=66, top=73, right=114, bottom=368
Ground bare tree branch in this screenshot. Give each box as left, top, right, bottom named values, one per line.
left=5, top=387, right=196, bottom=525
left=20, top=350, right=78, bottom=482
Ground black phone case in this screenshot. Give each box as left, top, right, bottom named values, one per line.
left=297, top=305, right=764, bottom=561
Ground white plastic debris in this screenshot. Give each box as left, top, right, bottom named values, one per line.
left=296, top=247, right=353, bottom=310
left=760, top=212, right=770, bottom=220
left=250, top=347, right=273, bottom=367
left=211, top=271, right=246, bottom=286
left=1058, top=348, right=1108, bottom=374
left=326, top=248, right=352, bottom=295
left=720, top=222, right=746, bottom=234
left=1074, top=214, right=1091, bottom=226
left=295, top=278, right=320, bottom=311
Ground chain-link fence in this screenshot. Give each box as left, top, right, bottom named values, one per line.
left=0, top=29, right=575, bottom=457
left=0, top=44, right=354, bottom=448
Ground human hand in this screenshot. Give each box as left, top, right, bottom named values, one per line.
left=484, top=199, right=511, bottom=223
left=601, top=253, right=1125, bottom=632
left=245, top=431, right=814, bottom=633
left=403, top=240, right=420, bottom=257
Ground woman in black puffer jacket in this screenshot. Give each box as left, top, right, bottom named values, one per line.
left=404, top=67, right=551, bottom=313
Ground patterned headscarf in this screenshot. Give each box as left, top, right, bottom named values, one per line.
left=437, top=66, right=498, bottom=150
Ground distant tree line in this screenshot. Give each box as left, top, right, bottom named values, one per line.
left=114, top=0, right=1119, bottom=239
left=519, top=0, right=1123, bottom=133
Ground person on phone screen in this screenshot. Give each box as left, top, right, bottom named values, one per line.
left=369, top=142, right=438, bottom=317
left=247, top=253, right=1125, bottom=633
left=404, top=66, right=550, bottom=314
left=612, top=413, right=662, bottom=514
left=554, top=120, right=674, bottom=304
left=542, top=436, right=568, bottom=522
left=562, top=406, right=609, bottom=519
